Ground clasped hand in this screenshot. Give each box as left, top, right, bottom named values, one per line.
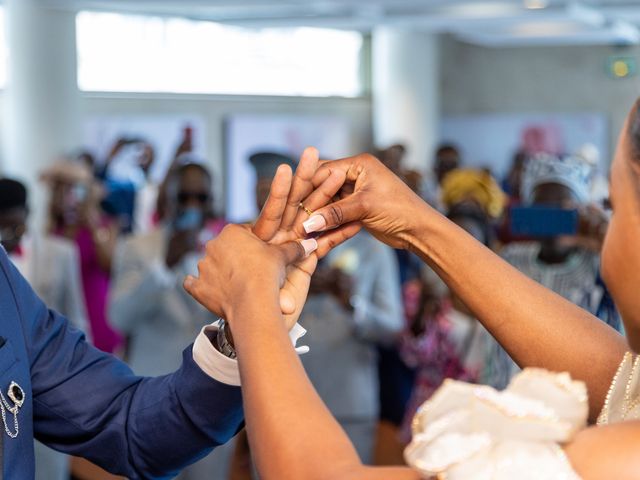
left=184, top=148, right=424, bottom=333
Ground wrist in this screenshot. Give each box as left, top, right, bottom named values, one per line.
left=225, top=291, right=283, bottom=332
left=402, top=200, right=440, bottom=252
left=215, top=319, right=237, bottom=359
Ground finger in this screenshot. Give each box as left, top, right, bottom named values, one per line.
left=183, top=274, right=196, bottom=293
left=281, top=147, right=319, bottom=229
left=253, top=164, right=293, bottom=241
left=279, top=256, right=318, bottom=315
left=292, top=169, right=347, bottom=237
left=279, top=289, right=296, bottom=315
left=316, top=222, right=362, bottom=258
left=302, top=193, right=368, bottom=234
left=278, top=238, right=318, bottom=266
left=183, top=275, right=201, bottom=301
left=310, top=163, right=333, bottom=188
left=311, top=156, right=366, bottom=187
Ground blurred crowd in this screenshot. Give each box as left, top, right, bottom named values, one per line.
left=0, top=127, right=621, bottom=479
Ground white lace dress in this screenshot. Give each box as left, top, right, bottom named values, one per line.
left=405, top=353, right=640, bottom=479
left=404, top=368, right=586, bottom=479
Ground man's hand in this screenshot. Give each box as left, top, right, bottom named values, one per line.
left=183, top=224, right=316, bottom=326
left=250, top=147, right=359, bottom=329
left=253, top=147, right=362, bottom=257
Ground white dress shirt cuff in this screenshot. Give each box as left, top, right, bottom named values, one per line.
left=192, top=320, right=309, bottom=386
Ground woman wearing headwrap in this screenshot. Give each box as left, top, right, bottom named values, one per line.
left=485, top=154, right=621, bottom=388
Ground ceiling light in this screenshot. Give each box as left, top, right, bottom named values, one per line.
left=524, top=0, right=549, bottom=9
left=444, top=2, right=521, bottom=18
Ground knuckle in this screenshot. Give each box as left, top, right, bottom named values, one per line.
left=294, top=241, right=306, bottom=259
left=359, top=193, right=372, bottom=214
left=328, top=205, right=344, bottom=225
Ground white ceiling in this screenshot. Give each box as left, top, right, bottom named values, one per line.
left=37, top=0, right=640, bottom=47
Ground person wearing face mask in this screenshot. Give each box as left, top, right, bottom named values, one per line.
left=110, top=161, right=224, bottom=377
left=109, top=160, right=230, bottom=479
left=42, top=160, right=123, bottom=354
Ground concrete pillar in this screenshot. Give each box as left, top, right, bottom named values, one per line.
left=3, top=0, right=81, bottom=228
left=372, top=28, right=440, bottom=172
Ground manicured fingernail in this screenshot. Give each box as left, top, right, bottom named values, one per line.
left=303, top=215, right=326, bottom=234
left=300, top=238, right=318, bottom=257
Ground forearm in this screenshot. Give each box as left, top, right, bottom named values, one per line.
left=31, top=313, right=243, bottom=478
left=405, top=204, right=627, bottom=420
left=230, top=299, right=365, bottom=480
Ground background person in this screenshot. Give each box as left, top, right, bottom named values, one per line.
left=110, top=161, right=228, bottom=479
left=487, top=154, right=621, bottom=388
left=0, top=177, right=91, bottom=480
left=41, top=160, right=123, bottom=354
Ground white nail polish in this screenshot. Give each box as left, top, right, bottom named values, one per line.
left=303, top=215, right=327, bottom=234
left=300, top=238, right=318, bottom=256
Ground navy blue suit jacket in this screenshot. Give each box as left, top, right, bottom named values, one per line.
left=0, top=248, right=243, bottom=478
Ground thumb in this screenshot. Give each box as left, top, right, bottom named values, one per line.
left=183, top=274, right=198, bottom=298
left=278, top=239, right=318, bottom=266
left=302, top=193, right=367, bottom=234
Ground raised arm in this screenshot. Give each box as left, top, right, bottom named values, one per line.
left=184, top=224, right=417, bottom=480
left=306, top=154, right=627, bottom=420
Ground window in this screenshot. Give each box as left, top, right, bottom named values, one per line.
left=77, top=11, right=364, bottom=97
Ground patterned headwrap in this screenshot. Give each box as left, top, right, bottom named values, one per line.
left=521, top=154, right=594, bottom=205
left=441, top=168, right=507, bottom=219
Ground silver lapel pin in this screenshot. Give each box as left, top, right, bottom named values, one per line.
left=0, top=381, right=25, bottom=438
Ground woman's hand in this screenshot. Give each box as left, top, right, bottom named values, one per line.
left=183, top=224, right=317, bottom=327
left=301, top=153, right=429, bottom=250
left=254, top=147, right=362, bottom=257
left=249, top=147, right=360, bottom=329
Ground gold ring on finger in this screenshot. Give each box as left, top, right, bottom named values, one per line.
left=299, top=202, right=313, bottom=216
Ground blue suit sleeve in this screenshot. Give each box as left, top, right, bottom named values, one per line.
left=1, top=251, right=243, bottom=479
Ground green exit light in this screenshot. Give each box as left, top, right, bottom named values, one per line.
left=608, top=56, right=637, bottom=79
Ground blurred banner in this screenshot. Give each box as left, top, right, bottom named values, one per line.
left=441, top=113, right=608, bottom=178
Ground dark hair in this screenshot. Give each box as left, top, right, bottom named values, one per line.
left=177, top=162, right=212, bottom=182
left=436, top=143, right=461, bottom=157
left=0, top=178, right=28, bottom=212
